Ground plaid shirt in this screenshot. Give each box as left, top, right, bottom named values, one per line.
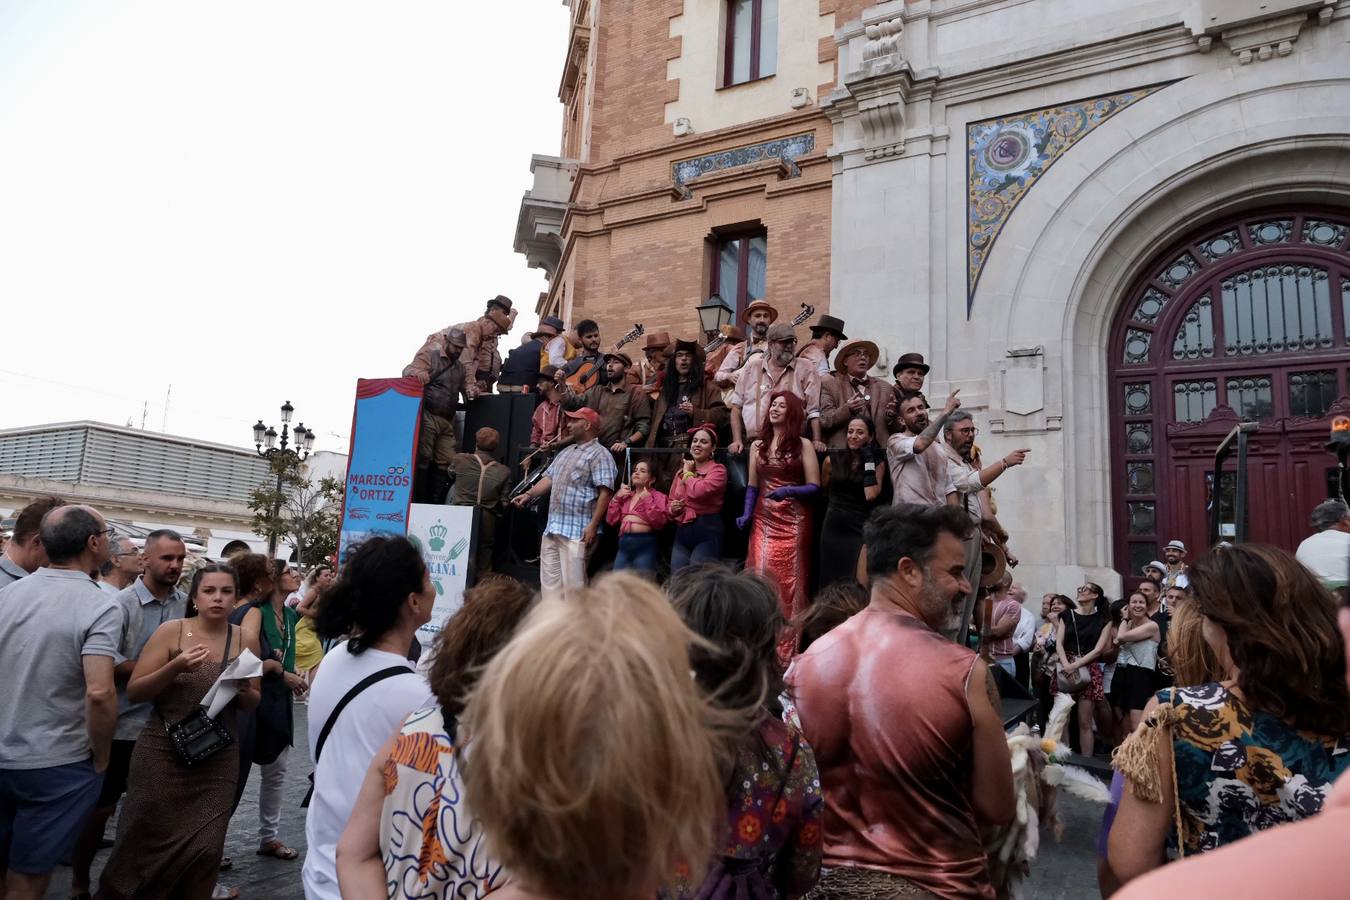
left=543, top=439, right=618, bottom=541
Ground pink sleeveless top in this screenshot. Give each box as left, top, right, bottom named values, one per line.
left=788, top=608, right=992, bottom=900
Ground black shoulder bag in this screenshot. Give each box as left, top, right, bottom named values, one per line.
left=302, top=665, right=416, bottom=808
left=168, top=625, right=237, bottom=767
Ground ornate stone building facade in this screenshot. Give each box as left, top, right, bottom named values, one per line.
left=518, top=0, right=1350, bottom=594
left=826, top=0, right=1350, bottom=591
left=516, top=0, right=878, bottom=343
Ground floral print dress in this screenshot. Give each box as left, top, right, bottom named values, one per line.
left=665, top=717, right=824, bottom=900
left=1164, top=682, right=1350, bottom=855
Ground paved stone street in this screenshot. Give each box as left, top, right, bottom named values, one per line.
left=47, top=715, right=317, bottom=900
left=47, top=712, right=1103, bottom=899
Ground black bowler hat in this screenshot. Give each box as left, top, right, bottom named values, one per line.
left=892, top=352, right=930, bottom=377
left=809, top=314, right=848, bottom=340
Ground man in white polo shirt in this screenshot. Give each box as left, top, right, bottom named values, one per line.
left=1296, top=499, right=1350, bottom=589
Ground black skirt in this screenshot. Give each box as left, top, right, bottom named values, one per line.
left=1109, top=664, right=1157, bottom=711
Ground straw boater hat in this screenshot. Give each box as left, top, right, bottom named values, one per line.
left=834, top=339, right=880, bottom=374
left=741, top=300, right=779, bottom=323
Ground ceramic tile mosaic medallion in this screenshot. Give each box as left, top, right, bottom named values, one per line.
left=966, top=84, right=1171, bottom=311
left=672, top=133, right=815, bottom=185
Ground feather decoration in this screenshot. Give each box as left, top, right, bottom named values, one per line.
left=1043, top=763, right=1114, bottom=805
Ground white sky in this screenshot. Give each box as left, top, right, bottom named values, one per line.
left=0, top=1, right=567, bottom=453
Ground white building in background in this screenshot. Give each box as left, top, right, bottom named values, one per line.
left=826, top=0, right=1350, bottom=593
left=0, top=421, right=347, bottom=560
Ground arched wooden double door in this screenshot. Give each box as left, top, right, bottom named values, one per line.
left=1109, top=209, right=1350, bottom=575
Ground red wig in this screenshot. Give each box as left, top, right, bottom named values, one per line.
left=758, top=391, right=805, bottom=464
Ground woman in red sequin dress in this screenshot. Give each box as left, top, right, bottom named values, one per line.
left=737, top=391, right=820, bottom=660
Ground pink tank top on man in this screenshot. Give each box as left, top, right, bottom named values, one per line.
left=788, top=607, right=993, bottom=900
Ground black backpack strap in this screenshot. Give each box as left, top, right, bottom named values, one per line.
left=314, top=666, right=415, bottom=764
left=303, top=665, right=415, bottom=809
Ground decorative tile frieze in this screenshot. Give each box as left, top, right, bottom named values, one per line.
left=672, top=133, right=815, bottom=185
left=966, top=85, right=1169, bottom=311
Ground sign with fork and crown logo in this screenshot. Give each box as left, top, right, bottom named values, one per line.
left=407, top=503, right=475, bottom=638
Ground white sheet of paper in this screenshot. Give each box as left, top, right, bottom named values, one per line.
left=201, top=649, right=264, bottom=719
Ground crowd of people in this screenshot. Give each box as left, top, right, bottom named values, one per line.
left=415, top=298, right=1032, bottom=656
left=2, top=486, right=1349, bottom=900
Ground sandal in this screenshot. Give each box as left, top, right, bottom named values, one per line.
left=256, top=840, right=299, bottom=860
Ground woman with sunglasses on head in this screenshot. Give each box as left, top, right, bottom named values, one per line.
left=1108, top=544, right=1350, bottom=888
left=1054, top=582, right=1112, bottom=756
left=1108, top=591, right=1160, bottom=732
left=96, top=564, right=260, bottom=900
left=667, top=424, right=728, bottom=572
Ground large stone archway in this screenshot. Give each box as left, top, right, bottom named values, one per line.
left=971, top=59, right=1350, bottom=591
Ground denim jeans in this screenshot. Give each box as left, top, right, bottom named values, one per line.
left=671, top=514, right=723, bottom=571
left=614, top=532, right=659, bottom=573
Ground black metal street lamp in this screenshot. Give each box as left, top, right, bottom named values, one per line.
left=253, top=401, right=316, bottom=557
left=696, top=293, right=734, bottom=339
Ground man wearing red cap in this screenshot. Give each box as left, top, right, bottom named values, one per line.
left=510, top=407, right=617, bottom=599
left=564, top=351, right=651, bottom=455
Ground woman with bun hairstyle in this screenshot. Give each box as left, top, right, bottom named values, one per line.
left=302, top=535, right=435, bottom=900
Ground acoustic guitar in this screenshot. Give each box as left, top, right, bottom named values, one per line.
left=565, top=323, right=645, bottom=393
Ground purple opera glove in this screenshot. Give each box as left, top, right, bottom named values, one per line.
left=767, top=483, right=820, bottom=502
left=736, top=486, right=760, bottom=530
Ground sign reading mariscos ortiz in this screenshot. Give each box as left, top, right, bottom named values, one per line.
left=338, top=377, right=424, bottom=562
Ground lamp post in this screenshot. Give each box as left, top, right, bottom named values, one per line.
left=696, top=293, right=735, bottom=340
left=253, top=401, right=316, bottom=558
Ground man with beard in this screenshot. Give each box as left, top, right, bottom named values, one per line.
left=713, top=300, right=777, bottom=393
left=819, top=339, right=894, bottom=448
left=647, top=338, right=727, bottom=462
left=634, top=331, right=670, bottom=398
left=789, top=504, right=1014, bottom=900
left=884, top=352, right=931, bottom=434
left=944, top=410, right=1029, bottom=642
left=560, top=319, right=603, bottom=382
left=565, top=351, right=651, bottom=456
left=887, top=389, right=961, bottom=505
left=728, top=323, right=824, bottom=455
left=1160, top=539, right=1189, bottom=589
left=69, top=530, right=187, bottom=900
left=403, top=327, right=468, bottom=503
left=453, top=295, right=515, bottom=399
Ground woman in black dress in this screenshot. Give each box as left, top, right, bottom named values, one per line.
left=1054, top=582, right=1113, bottom=756
left=817, top=416, right=885, bottom=588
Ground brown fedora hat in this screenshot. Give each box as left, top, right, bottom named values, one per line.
left=892, top=352, right=930, bottom=377
left=643, top=331, right=671, bottom=351
left=834, top=339, right=879, bottom=373
left=809, top=314, right=847, bottom=340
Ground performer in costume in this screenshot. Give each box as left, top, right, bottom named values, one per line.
left=736, top=391, right=820, bottom=661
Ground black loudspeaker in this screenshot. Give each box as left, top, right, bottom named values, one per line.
left=461, top=394, right=537, bottom=457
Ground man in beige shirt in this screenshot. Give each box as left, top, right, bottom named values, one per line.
left=728, top=323, right=824, bottom=454
left=713, top=300, right=777, bottom=392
